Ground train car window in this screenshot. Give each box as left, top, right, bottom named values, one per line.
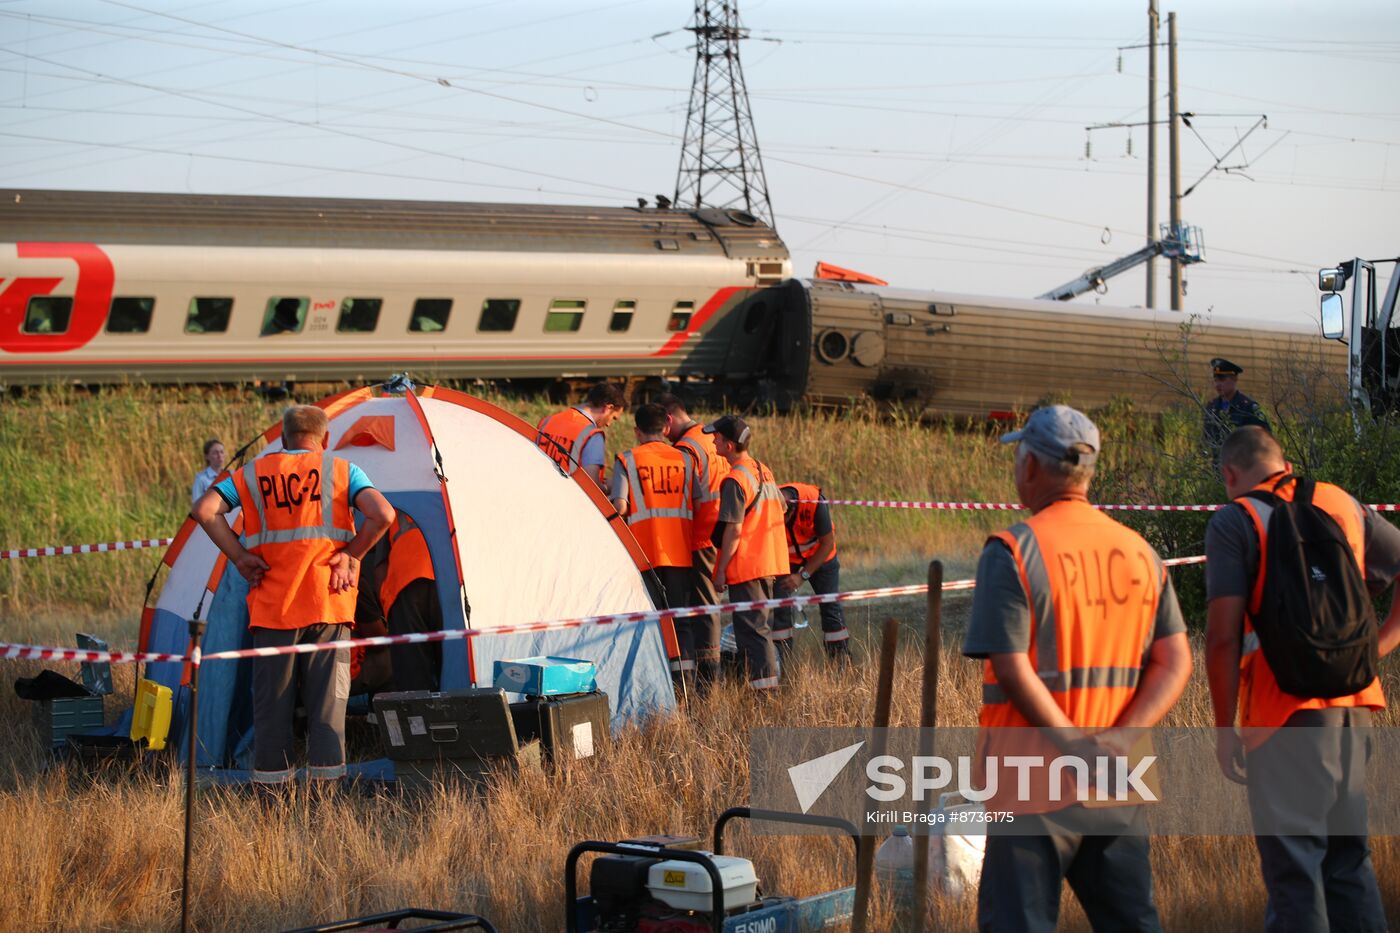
left=478, top=298, right=520, bottom=332
left=667, top=301, right=696, bottom=332
left=609, top=300, right=636, bottom=333
left=186, top=297, right=232, bottom=334
left=337, top=298, right=382, bottom=333
left=544, top=299, right=586, bottom=333
left=261, top=297, right=308, bottom=336
left=22, top=296, right=73, bottom=334
left=105, top=297, right=155, bottom=334
left=410, top=298, right=452, bottom=333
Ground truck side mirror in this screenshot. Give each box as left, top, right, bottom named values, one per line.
left=1319, top=268, right=1346, bottom=292
left=1321, top=293, right=1345, bottom=340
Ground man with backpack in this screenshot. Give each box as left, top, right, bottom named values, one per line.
left=1205, top=426, right=1400, bottom=932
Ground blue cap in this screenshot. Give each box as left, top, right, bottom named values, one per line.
left=1000, top=405, right=1099, bottom=467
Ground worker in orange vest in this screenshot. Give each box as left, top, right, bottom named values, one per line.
left=610, top=403, right=695, bottom=679
left=706, top=415, right=788, bottom=692
left=1206, top=426, right=1400, bottom=931
left=772, top=483, right=850, bottom=665
left=194, top=405, right=395, bottom=787
left=379, top=512, right=441, bottom=692
left=658, top=393, right=730, bottom=683
left=535, top=382, right=626, bottom=488
left=962, top=405, right=1191, bottom=930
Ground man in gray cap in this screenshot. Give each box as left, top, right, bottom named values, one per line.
left=963, top=405, right=1192, bottom=931
left=1204, top=357, right=1269, bottom=455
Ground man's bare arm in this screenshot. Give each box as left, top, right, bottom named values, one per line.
left=1112, top=632, right=1192, bottom=728
left=329, top=489, right=395, bottom=592
left=1205, top=595, right=1248, bottom=783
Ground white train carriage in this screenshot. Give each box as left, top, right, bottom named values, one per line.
left=0, top=189, right=791, bottom=389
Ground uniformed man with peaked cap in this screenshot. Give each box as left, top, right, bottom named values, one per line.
left=1204, top=357, right=1270, bottom=455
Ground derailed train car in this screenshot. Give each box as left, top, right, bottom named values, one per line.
left=0, top=189, right=1342, bottom=415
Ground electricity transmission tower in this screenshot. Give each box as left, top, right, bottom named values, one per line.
left=673, top=0, right=774, bottom=227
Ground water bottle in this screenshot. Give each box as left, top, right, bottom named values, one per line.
left=874, top=825, right=916, bottom=910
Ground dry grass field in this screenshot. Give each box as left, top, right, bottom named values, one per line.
left=1, top=385, right=1397, bottom=931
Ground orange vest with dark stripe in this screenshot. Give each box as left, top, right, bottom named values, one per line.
left=616, top=441, right=694, bottom=568
left=535, top=408, right=601, bottom=476
left=230, top=451, right=358, bottom=630
left=676, top=424, right=729, bottom=550
left=781, top=482, right=838, bottom=566
left=1235, top=475, right=1384, bottom=745
left=726, top=454, right=789, bottom=584
left=379, top=513, right=435, bottom=614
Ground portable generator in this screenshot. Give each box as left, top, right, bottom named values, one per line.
left=566, top=808, right=858, bottom=933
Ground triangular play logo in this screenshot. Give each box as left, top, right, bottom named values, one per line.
left=788, top=741, right=865, bottom=813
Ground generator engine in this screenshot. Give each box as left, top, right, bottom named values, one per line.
left=586, top=835, right=768, bottom=933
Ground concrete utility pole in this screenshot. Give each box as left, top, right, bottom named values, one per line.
left=1168, top=11, right=1183, bottom=310
left=1146, top=0, right=1158, bottom=308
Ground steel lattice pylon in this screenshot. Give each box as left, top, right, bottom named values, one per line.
left=673, top=0, right=773, bottom=227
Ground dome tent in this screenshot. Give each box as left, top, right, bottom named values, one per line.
left=137, top=379, right=676, bottom=775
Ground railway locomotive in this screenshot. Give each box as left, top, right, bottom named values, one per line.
left=1, top=188, right=1342, bottom=415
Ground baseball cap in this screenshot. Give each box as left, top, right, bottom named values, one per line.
left=702, top=414, right=752, bottom=446
left=999, top=405, right=1099, bottom=466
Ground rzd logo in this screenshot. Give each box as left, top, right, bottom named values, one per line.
left=0, top=243, right=114, bottom=353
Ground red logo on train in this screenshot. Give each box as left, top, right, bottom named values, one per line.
left=0, top=243, right=114, bottom=354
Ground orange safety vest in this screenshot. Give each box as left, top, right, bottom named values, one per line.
left=780, top=482, right=838, bottom=567
left=615, top=441, right=694, bottom=568
left=978, top=499, right=1166, bottom=812
left=676, top=424, right=729, bottom=550
left=535, top=407, right=602, bottom=477
left=230, top=450, right=358, bottom=630
left=724, top=453, right=789, bottom=585
left=379, top=513, right=435, bottom=614
left=1234, top=475, right=1384, bottom=746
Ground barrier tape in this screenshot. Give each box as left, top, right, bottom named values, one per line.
left=0, top=555, right=1209, bottom=667
left=1, top=538, right=174, bottom=560
left=820, top=499, right=1400, bottom=513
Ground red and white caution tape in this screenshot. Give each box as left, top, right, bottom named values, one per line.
left=1, top=538, right=173, bottom=560
left=822, top=499, right=1400, bottom=513
left=0, top=558, right=1210, bottom=667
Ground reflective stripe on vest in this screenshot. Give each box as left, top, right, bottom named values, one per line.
left=1232, top=477, right=1383, bottom=739
left=781, top=482, right=838, bottom=565
left=979, top=499, right=1163, bottom=731
left=726, top=455, right=790, bottom=584
left=231, top=450, right=359, bottom=630
left=618, top=442, right=694, bottom=568
left=535, top=408, right=599, bottom=476
left=677, top=425, right=729, bottom=549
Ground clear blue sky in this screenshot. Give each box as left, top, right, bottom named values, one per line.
left=1, top=0, right=1395, bottom=325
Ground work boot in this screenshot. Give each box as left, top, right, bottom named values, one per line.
left=826, top=639, right=852, bottom=669
left=696, top=660, right=722, bottom=698
left=774, top=637, right=796, bottom=675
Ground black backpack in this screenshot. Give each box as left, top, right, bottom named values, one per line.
left=1242, top=475, right=1380, bottom=699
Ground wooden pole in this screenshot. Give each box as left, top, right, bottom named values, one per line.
left=180, top=618, right=206, bottom=933
left=910, top=561, right=943, bottom=930
left=852, top=616, right=900, bottom=933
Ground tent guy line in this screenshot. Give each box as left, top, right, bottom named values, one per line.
left=0, top=555, right=1208, bottom=666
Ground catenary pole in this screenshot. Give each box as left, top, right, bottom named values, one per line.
left=1168, top=12, right=1183, bottom=310
left=1146, top=0, right=1159, bottom=308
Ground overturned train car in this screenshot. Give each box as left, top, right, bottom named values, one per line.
left=0, top=189, right=1341, bottom=416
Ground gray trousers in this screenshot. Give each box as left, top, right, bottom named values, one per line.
left=251, top=623, right=350, bottom=783
left=688, top=546, right=723, bottom=664
left=729, top=576, right=778, bottom=689
left=978, top=804, right=1162, bottom=933
left=1246, top=708, right=1385, bottom=933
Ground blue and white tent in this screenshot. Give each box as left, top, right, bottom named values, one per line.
left=138, top=381, right=676, bottom=773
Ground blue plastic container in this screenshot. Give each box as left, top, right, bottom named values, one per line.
left=492, top=656, right=597, bottom=696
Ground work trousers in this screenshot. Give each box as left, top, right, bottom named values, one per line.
left=387, top=578, right=442, bottom=693
left=728, top=576, right=779, bottom=690
left=1246, top=708, right=1385, bottom=933
left=978, top=804, right=1162, bottom=933
left=688, top=546, right=723, bottom=666
left=643, top=565, right=697, bottom=675
left=772, top=556, right=849, bottom=646
left=250, top=623, right=350, bottom=783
